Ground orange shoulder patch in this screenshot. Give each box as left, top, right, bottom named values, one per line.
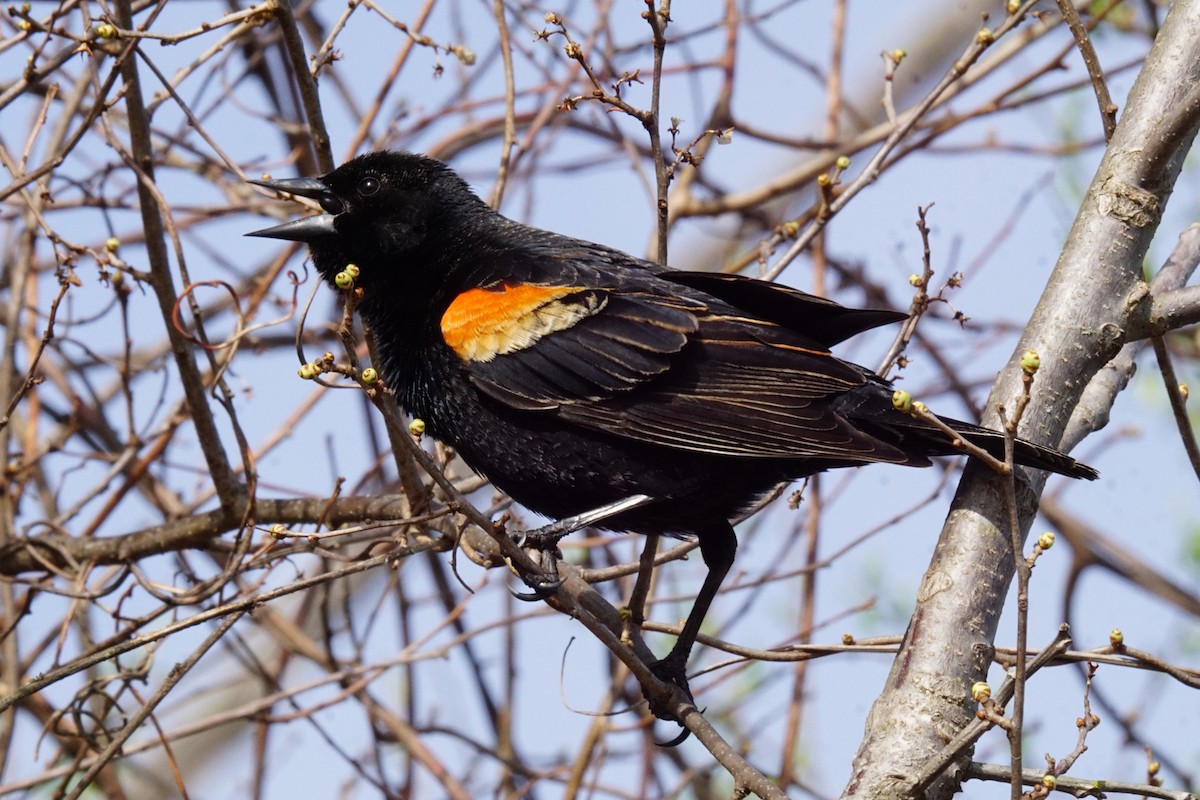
left=441, top=283, right=600, bottom=362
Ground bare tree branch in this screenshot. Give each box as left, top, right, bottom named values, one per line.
left=844, top=1, right=1200, bottom=796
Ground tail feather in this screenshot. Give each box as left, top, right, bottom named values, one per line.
left=831, top=384, right=1098, bottom=480
left=944, top=418, right=1099, bottom=480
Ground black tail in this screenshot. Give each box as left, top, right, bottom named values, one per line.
left=943, top=418, right=1098, bottom=480
left=833, top=385, right=1099, bottom=480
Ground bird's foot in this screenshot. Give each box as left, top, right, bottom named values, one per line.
left=507, top=495, right=655, bottom=602
left=646, top=653, right=697, bottom=747
left=509, top=540, right=565, bottom=601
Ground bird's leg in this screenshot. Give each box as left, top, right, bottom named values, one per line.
left=645, top=521, right=737, bottom=745
left=509, top=494, right=654, bottom=601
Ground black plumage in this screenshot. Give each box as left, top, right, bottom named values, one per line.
left=248, top=151, right=1097, bottom=725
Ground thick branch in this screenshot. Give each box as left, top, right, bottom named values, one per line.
left=1123, top=223, right=1200, bottom=339
left=844, top=2, right=1200, bottom=797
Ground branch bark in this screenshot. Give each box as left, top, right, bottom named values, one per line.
left=0, top=494, right=414, bottom=576
left=843, top=1, right=1200, bottom=797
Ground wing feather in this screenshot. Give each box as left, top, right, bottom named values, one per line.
left=451, top=261, right=911, bottom=462
left=664, top=271, right=907, bottom=345
left=556, top=326, right=906, bottom=460
left=457, top=286, right=700, bottom=407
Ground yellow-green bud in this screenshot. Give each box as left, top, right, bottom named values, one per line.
left=334, top=271, right=354, bottom=289
left=816, top=173, right=831, bottom=187
left=409, top=418, right=426, bottom=437
left=1020, top=349, right=1040, bottom=374
left=842, top=633, right=856, bottom=645
left=105, top=236, right=120, bottom=252
left=1109, top=628, right=1124, bottom=647
left=564, top=41, right=582, bottom=59
left=95, top=22, right=118, bottom=39
left=908, top=273, right=924, bottom=287
left=361, top=367, right=378, bottom=384
left=298, top=363, right=317, bottom=379
left=268, top=523, right=287, bottom=539
left=1179, top=383, right=1189, bottom=402
left=892, top=390, right=913, bottom=413
left=780, top=220, right=800, bottom=237
left=17, top=19, right=32, bottom=31
left=1148, top=760, right=1160, bottom=776
left=912, top=400, right=928, bottom=414
left=835, top=155, right=851, bottom=170
left=343, top=263, right=360, bottom=278
left=1041, top=774, right=1056, bottom=789
left=971, top=681, right=991, bottom=702
left=1006, top=0, right=1021, bottom=13
left=892, top=49, right=906, bottom=62
left=452, top=45, right=476, bottom=65
left=1037, top=531, right=1055, bottom=550
left=976, top=27, right=994, bottom=45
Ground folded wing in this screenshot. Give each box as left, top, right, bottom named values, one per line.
left=441, top=261, right=916, bottom=463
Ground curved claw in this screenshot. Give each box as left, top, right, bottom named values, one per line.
left=655, top=725, right=692, bottom=747
left=509, top=586, right=547, bottom=602
left=653, top=701, right=707, bottom=746
left=508, top=574, right=566, bottom=602
left=645, top=654, right=700, bottom=742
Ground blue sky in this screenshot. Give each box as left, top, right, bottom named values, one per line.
left=2, top=1, right=1197, bottom=797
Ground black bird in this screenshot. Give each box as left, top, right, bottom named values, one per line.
left=248, top=151, right=1097, bottom=725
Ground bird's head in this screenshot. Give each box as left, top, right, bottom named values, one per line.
left=247, top=151, right=486, bottom=288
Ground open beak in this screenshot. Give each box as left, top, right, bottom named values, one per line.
left=246, top=214, right=337, bottom=242
left=246, top=176, right=343, bottom=242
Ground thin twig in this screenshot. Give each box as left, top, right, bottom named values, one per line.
left=1055, top=0, right=1118, bottom=141
left=997, top=369, right=1036, bottom=800
left=59, top=610, right=245, bottom=800
left=762, top=0, right=1043, bottom=282
left=967, top=761, right=1196, bottom=800
left=488, top=0, right=517, bottom=209
left=1150, top=335, right=1200, bottom=483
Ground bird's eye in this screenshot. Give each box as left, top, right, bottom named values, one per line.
left=358, top=176, right=380, bottom=196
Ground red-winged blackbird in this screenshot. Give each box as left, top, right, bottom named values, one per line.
left=248, top=151, right=1097, bottom=724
